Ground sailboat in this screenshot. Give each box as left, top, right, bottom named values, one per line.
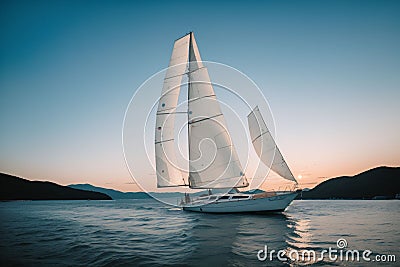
left=155, top=32, right=298, bottom=213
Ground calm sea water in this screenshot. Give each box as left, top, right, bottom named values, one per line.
left=0, top=200, right=398, bottom=266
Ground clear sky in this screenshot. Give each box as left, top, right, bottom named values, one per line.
left=1, top=0, right=399, bottom=192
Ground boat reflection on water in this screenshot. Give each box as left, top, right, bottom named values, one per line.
left=181, top=211, right=296, bottom=266
left=181, top=207, right=337, bottom=266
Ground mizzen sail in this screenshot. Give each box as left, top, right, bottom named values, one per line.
left=248, top=106, right=297, bottom=184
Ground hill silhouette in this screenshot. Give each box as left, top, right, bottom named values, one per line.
left=300, top=166, right=400, bottom=199
left=2, top=166, right=398, bottom=201
left=68, top=184, right=183, bottom=199
left=0, top=173, right=111, bottom=200
left=69, top=184, right=151, bottom=199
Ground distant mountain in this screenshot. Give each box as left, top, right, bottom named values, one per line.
left=300, top=166, right=400, bottom=199
left=69, top=184, right=150, bottom=199
left=0, top=173, right=111, bottom=201
left=68, top=184, right=183, bottom=199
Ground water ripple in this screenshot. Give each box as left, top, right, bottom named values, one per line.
left=0, top=199, right=398, bottom=266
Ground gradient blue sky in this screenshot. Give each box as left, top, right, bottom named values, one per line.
left=1, top=0, right=399, bottom=191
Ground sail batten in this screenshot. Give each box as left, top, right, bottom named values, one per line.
left=189, top=114, right=223, bottom=125
left=164, top=71, right=188, bottom=80
left=188, top=94, right=216, bottom=103
left=248, top=106, right=297, bottom=184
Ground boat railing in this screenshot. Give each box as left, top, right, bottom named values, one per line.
left=179, top=185, right=298, bottom=205
left=276, top=185, right=297, bottom=193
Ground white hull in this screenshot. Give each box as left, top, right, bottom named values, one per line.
left=182, top=192, right=298, bottom=213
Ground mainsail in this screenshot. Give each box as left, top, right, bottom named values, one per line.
left=248, top=106, right=298, bottom=184
left=155, top=32, right=249, bottom=189
left=187, top=33, right=248, bottom=189
left=155, top=35, right=190, bottom=187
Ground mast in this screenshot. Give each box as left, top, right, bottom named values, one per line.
left=187, top=32, right=192, bottom=187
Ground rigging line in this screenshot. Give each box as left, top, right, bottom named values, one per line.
left=164, top=66, right=206, bottom=81
left=164, top=72, right=187, bottom=80
left=188, top=94, right=216, bottom=103
left=206, top=175, right=247, bottom=181
left=188, top=114, right=223, bottom=125
left=216, top=144, right=234, bottom=150
left=247, top=106, right=260, bottom=117
left=158, top=106, right=176, bottom=112
left=154, top=139, right=174, bottom=144
left=157, top=184, right=188, bottom=188
left=157, top=111, right=188, bottom=115
left=251, top=131, right=270, bottom=143
left=189, top=182, right=248, bottom=189
left=174, top=32, right=191, bottom=42
left=186, top=66, right=206, bottom=75
left=187, top=32, right=192, bottom=167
